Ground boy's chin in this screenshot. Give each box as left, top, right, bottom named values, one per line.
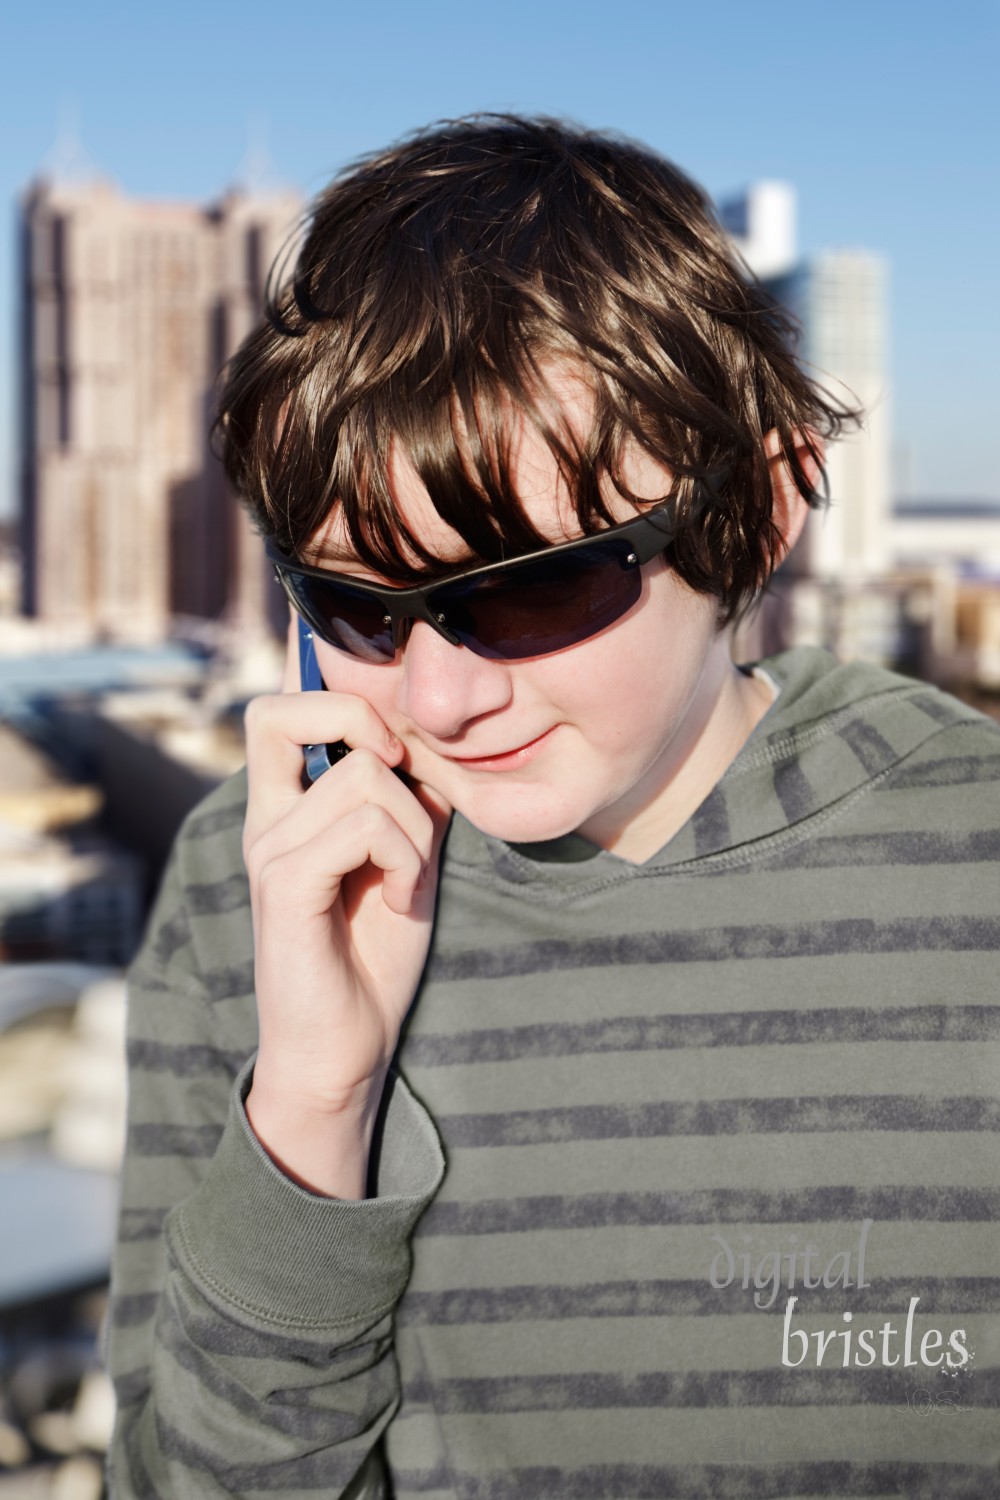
left=453, top=786, right=591, bottom=848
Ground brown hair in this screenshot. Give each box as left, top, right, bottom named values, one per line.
left=217, top=114, right=860, bottom=620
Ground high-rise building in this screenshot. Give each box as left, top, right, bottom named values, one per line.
left=767, top=251, right=890, bottom=581
left=19, top=175, right=300, bottom=642
left=718, top=181, right=797, bottom=282
left=719, top=185, right=890, bottom=584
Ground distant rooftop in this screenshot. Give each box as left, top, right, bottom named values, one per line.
left=895, top=499, right=1000, bottom=519
left=0, top=641, right=206, bottom=715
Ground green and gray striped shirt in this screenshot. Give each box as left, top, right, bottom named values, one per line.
left=108, top=647, right=1000, bottom=1498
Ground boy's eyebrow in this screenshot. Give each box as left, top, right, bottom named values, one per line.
left=304, top=535, right=481, bottom=575
left=300, top=548, right=469, bottom=589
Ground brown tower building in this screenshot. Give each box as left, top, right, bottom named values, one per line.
left=19, top=176, right=301, bottom=642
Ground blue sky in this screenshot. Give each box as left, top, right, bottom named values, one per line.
left=2, top=0, right=997, bottom=513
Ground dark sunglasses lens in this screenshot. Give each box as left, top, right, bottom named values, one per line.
left=436, top=541, right=642, bottom=661
left=285, top=573, right=395, bottom=663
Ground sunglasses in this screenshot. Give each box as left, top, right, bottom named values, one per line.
left=265, top=499, right=683, bottom=664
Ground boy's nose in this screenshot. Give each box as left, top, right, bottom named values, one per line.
left=396, top=620, right=514, bottom=741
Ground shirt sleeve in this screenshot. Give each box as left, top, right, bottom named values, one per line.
left=105, top=781, right=445, bottom=1499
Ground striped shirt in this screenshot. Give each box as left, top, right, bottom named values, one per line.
left=108, top=647, right=1000, bottom=1497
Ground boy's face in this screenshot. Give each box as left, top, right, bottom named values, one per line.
left=305, top=374, right=759, bottom=858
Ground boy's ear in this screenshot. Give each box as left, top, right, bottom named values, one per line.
left=763, top=427, right=823, bottom=566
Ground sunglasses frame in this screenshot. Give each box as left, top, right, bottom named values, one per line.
left=265, top=497, right=683, bottom=661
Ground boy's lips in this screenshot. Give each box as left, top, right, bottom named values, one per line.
left=439, top=726, right=560, bottom=771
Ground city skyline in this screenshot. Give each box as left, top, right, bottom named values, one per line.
left=1, top=0, right=997, bottom=520
left=21, top=146, right=1000, bottom=692
left=16, top=171, right=895, bottom=646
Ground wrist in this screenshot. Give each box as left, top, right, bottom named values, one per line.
left=245, top=1065, right=389, bottom=1200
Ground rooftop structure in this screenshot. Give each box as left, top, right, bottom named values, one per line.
left=892, top=499, right=1000, bottom=577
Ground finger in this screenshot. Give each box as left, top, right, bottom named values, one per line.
left=243, top=692, right=404, bottom=840
left=248, top=748, right=436, bottom=877
left=255, top=803, right=425, bottom=920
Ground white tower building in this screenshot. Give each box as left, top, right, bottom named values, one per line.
left=768, top=251, right=890, bottom=581
left=719, top=185, right=890, bottom=584
left=718, top=181, right=797, bottom=281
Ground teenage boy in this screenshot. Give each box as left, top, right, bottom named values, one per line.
left=108, top=117, right=1000, bottom=1497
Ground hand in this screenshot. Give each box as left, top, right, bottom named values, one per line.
left=241, top=620, right=451, bottom=1198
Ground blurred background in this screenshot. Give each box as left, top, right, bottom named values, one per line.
left=1, top=0, right=998, bottom=1493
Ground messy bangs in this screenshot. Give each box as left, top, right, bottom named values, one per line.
left=217, top=115, right=860, bottom=618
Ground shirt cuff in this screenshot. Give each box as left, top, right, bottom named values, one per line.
left=166, top=1059, right=445, bottom=1332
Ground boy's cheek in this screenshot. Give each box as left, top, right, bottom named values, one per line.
left=313, top=645, right=398, bottom=715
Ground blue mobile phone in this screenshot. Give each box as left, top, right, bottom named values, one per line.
left=297, top=616, right=350, bottom=785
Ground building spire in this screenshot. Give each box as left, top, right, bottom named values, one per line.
left=234, top=112, right=277, bottom=194
left=40, top=99, right=99, bottom=187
